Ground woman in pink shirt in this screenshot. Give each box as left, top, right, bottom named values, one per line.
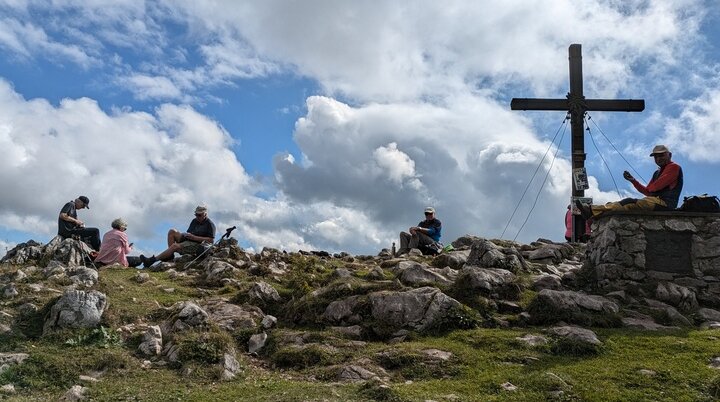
left=95, top=218, right=141, bottom=267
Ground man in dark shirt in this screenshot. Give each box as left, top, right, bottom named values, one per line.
left=57, top=196, right=101, bottom=251
left=397, top=207, right=442, bottom=256
left=140, top=205, right=216, bottom=268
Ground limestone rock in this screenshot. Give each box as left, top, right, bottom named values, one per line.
left=528, top=289, right=619, bottom=326
left=43, top=290, right=107, bottom=334
left=0, top=353, right=29, bottom=375
left=248, top=281, right=282, bottom=305
left=369, top=287, right=463, bottom=333
left=138, top=326, right=163, bottom=356
left=161, top=301, right=209, bottom=335
left=466, top=239, right=525, bottom=272
left=655, top=282, right=698, bottom=311
left=515, top=334, right=549, bottom=347
left=546, top=325, right=602, bottom=346
left=458, top=266, right=518, bottom=297
left=67, top=267, right=98, bottom=288
left=248, top=332, right=268, bottom=354
left=338, top=365, right=377, bottom=382
left=398, top=264, right=455, bottom=287
left=0, top=240, right=44, bottom=264
left=220, top=352, right=241, bottom=380
left=431, top=250, right=470, bottom=270
left=204, top=299, right=264, bottom=332
left=59, top=385, right=87, bottom=401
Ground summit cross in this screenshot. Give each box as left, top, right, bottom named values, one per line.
left=510, top=43, right=645, bottom=242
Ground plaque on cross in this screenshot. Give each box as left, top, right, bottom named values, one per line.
left=510, top=44, right=645, bottom=242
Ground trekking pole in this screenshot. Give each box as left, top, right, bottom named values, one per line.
left=71, top=235, right=97, bottom=270
left=184, top=226, right=236, bottom=268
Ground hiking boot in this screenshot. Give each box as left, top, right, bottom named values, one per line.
left=140, top=255, right=157, bottom=268
left=574, top=200, right=593, bottom=220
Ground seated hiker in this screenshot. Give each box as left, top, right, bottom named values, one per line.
left=58, top=196, right=101, bottom=251
left=140, top=205, right=216, bottom=268
left=95, top=218, right=141, bottom=268
left=564, top=204, right=591, bottom=242
left=576, top=144, right=683, bottom=219
left=397, top=207, right=442, bottom=255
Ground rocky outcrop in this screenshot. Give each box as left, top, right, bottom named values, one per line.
left=43, top=290, right=107, bottom=334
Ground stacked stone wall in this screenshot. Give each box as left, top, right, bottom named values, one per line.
left=585, top=211, right=720, bottom=308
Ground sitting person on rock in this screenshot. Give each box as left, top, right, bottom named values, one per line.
left=576, top=144, right=684, bottom=219
left=140, top=205, right=216, bottom=268
left=58, top=196, right=101, bottom=251
left=95, top=218, right=141, bottom=268
left=397, top=207, right=442, bottom=256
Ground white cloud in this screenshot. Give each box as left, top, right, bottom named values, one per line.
left=123, top=74, right=183, bottom=101
left=663, top=88, right=720, bottom=163
left=373, top=142, right=418, bottom=185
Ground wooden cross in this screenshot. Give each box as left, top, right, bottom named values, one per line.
left=511, top=44, right=644, bottom=242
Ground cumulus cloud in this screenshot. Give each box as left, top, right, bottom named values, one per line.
left=663, top=88, right=720, bottom=163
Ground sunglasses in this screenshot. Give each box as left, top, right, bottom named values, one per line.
left=195, top=213, right=205, bottom=217
left=424, top=212, right=433, bottom=215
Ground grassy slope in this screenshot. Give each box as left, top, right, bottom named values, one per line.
left=1, top=266, right=720, bottom=401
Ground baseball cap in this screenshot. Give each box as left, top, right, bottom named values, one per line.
left=650, top=145, right=670, bottom=156
left=424, top=207, right=435, bottom=214
left=78, top=196, right=90, bottom=209
left=195, top=205, right=208, bottom=214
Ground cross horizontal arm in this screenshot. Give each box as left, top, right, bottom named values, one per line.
left=511, top=98, right=644, bottom=112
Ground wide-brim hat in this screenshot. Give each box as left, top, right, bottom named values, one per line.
left=650, top=145, right=670, bottom=156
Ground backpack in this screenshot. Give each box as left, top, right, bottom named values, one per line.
left=678, top=194, right=720, bottom=213
left=419, top=242, right=443, bottom=256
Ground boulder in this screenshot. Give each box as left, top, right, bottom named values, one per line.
left=655, top=282, right=698, bottom=311
left=248, top=332, right=268, bottom=354
left=248, top=281, right=282, bottom=305
left=546, top=325, right=602, bottom=353
left=161, top=301, right=209, bottom=335
left=204, top=299, right=264, bottom=332
left=138, top=326, right=163, bottom=356
left=0, top=353, right=29, bottom=375
left=466, top=239, right=525, bottom=272
left=338, top=365, right=377, bottom=382
left=528, top=289, right=620, bottom=326
left=67, top=267, right=98, bottom=288
left=398, top=264, right=455, bottom=287
left=457, top=266, right=518, bottom=297
left=0, top=240, right=44, bottom=265
left=43, top=290, right=107, bottom=334
left=431, top=250, right=470, bottom=270
left=369, top=287, right=464, bottom=333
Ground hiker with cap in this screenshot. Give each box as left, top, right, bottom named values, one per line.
left=576, top=144, right=683, bottom=219
left=140, top=204, right=216, bottom=268
left=95, top=218, right=141, bottom=268
left=397, top=207, right=442, bottom=256
left=58, top=196, right=101, bottom=251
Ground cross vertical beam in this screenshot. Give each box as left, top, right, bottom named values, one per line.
left=510, top=44, right=645, bottom=242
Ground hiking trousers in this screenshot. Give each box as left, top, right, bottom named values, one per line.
left=399, top=231, right=436, bottom=251
left=61, top=227, right=102, bottom=251
left=590, top=196, right=667, bottom=216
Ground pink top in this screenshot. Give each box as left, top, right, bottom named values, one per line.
left=96, top=228, right=132, bottom=267
left=565, top=209, right=591, bottom=238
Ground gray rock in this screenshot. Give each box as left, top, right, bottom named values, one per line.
left=655, top=282, right=698, bottom=311
left=138, top=326, right=163, bottom=356
left=466, top=239, right=524, bottom=272
left=369, top=287, right=463, bottom=333
left=161, top=301, right=209, bottom=334
left=398, top=264, right=454, bottom=287
left=366, top=267, right=385, bottom=280
left=532, top=274, right=562, bottom=291
left=333, top=268, right=353, bottom=278
left=43, top=290, right=107, bottom=334
left=67, top=267, right=98, bottom=288
left=323, top=296, right=363, bottom=325
left=621, top=317, right=678, bottom=331
left=248, top=332, right=268, bottom=354
left=331, top=325, right=364, bottom=339
left=0, top=384, right=15, bottom=394
left=459, top=266, right=517, bottom=295
left=135, top=272, right=151, bottom=283
left=59, top=385, right=87, bottom=401
left=422, top=349, right=453, bottom=361
left=697, top=308, right=720, bottom=322
left=516, top=334, right=548, bottom=347
left=338, top=365, right=377, bottom=382
left=2, top=284, right=18, bottom=299
left=431, top=250, right=470, bottom=269
left=248, top=281, right=281, bottom=305
left=0, top=353, right=29, bottom=375
left=546, top=325, right=602, bottom=346
left=261, top=315, right=277, bottom=329
left=220, top=352, right=241, bottom=380
left=204, top=299, right=264, bottom=332
left=204, top=259, right=239, bottom=283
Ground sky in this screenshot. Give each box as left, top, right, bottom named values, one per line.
left=1, top=0, right=720, bottom=257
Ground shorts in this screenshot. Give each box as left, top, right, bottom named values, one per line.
left=178, top=240, right=204, bottom=255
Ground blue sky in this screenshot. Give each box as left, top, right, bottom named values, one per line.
left=1, top=1, right=719, bottom=257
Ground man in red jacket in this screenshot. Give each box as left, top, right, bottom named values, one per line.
left=576, top=145, right=683, bottom=218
